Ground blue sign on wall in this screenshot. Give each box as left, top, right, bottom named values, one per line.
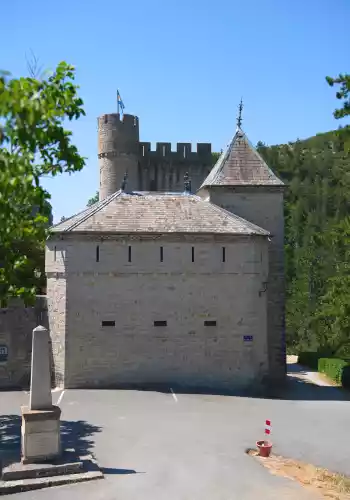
left=243, top=335, right=253, bottom=342
left=0, top=345, right=8, bottom=362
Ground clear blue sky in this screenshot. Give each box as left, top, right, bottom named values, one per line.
left=2, top=0, right=349, bottom=222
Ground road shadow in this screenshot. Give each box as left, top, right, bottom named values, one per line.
left=0, top=415, right=102, bottom=466
left=100, top=467, right=140, bottom=475
left=266, top=365, right=350, bottom=402
left=120, top=364, right=350, bottom=401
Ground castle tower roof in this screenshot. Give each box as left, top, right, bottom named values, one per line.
left=50, top=191, right=268, bottom=236
left=199, top=127, right=284, bottom=189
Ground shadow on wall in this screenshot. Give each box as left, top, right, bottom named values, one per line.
left=0, top=296, right=51, bottom=390
left=0, top=415, right=102, bottom=466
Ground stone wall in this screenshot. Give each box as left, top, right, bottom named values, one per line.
left=46, top=235, right=269, bottom=391
left=206, top=186, right=286, bottom=383
left=0, top=296, right=48, bottom=389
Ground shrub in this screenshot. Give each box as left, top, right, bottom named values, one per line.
left=318, top=358, right=349, bottom=384
left=298, top=351, right=320, bottom=370
left=341, top=365, right=350, bottom=389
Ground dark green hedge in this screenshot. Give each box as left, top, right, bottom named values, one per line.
left=341, top=365, right=350, bottom=389
left=298, top=351, right=320, bottom=370
left=298, top=352, right=350, bottom=389
left=318, top=358, right=348, bottom=385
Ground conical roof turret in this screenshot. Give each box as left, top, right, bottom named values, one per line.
left=200, top=126, right=284, bottom=189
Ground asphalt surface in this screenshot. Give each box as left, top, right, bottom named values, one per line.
left=1, top=366, right=350, bottom=499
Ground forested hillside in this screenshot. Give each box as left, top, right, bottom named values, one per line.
left=257, top=128, right=350, bottom=357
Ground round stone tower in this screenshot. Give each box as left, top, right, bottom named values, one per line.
left=98, top=113, right=140, bottom=200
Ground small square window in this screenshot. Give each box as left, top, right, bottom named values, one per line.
left=204, top=320, right=217, bottom=326
left=154, top=320, right=167, bottom=327
left=102, top=320, right=115, bottom=327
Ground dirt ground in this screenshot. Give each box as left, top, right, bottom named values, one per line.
left=248, top=449, right=350, bottom=499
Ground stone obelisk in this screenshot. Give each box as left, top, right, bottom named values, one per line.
left=21, top=326, right=61, bottom=464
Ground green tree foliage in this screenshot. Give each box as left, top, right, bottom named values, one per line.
left=257, top=128, right=350, bottom=356
left=326, top=74, right=350, bottom=119
left=87, top=191, right=99, bottom=206
left=0, top=62, right=85, bottom=303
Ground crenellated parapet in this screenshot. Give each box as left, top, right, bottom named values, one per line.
left=139, top=142, right=212, bottom=162
left=98, top=112, right=213, bottom=198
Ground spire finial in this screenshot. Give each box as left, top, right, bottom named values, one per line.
left=237, top=98, right=243, bottom=129
left=184, top=172, right=192, bottom=193
left=121, top=172, right=128, bottom=191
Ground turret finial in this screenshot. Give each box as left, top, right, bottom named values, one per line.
left=184, top=172, right=192, bottom=194
left=237, top=98, right=243, bottom=129
left=121, top=172, right=128, bottom=191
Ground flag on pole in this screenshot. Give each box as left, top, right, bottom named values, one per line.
left=117, top=90, right=125, bottom=113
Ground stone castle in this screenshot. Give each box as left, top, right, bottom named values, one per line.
left=98, top=114, right=213, bottom=198
left=46, top=111, right=286, bottom=391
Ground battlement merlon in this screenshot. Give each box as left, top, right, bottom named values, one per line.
left=98, top=113, right=139, bottom=133
left=139, top=142, right=212, bottom=159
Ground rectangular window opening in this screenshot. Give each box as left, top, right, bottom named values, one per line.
left=142, top=145, right=145, bottom=157
left=191, top=246, right=195, bottom=262
left=204, top=320, right=217, bottom=327
left=163, top=145, right=166, bottom=157
left=96, top=245, right=100, bottom=262
left=128, top=245, right=132, bottom=262
left=222, top=246, right=226, bottom=263
left=102, top=320, right=115, bottom=327
left=54, top=246, right=57, bottom=262
left=154, top=320, right=167, bottom=327
left=160, top=246, right=164, bottom=262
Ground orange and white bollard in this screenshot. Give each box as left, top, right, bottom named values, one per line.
left=256, top=420, right=273, bottom=457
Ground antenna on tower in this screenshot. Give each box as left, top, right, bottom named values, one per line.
left=237, top=98, right=243, bottom=129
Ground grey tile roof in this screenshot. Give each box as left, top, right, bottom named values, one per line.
left=200, top=128, right=284, bottom=188
left=51, top=190, right=268, bottom=236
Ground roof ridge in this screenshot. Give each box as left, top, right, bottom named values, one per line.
left=63, top=190, right=122, bottom=232
left=242, top=131, right=284, bottom=184
left=199, top=127, right=284, bottom=188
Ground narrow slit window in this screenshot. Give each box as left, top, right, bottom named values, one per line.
left=96, top=245, right=100, bottom=262
left=142, top=145, right=145, bottom=157
left=154, top=320, right=167, bottom=327
left=183, top=146, right=186, bottom=158
left=222, top=246, right=226, bottom=263
left=54, top=246, right=57, bottom=262
left=191, top=246, right=195, bottom=262
left=160, top=246, right=164, bottom=262
left=204, top=320, right=217, bottom=327
left=102, top=320, right=115, bottom=327
left=128, top=246, right=132, bottom=262
left=163, top=145, right=166, bottom=157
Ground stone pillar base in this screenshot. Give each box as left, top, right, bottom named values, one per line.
left=21, top=405, right=61, bottom=464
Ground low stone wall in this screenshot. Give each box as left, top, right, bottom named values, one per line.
left=0, top=296, right=48, bottom=389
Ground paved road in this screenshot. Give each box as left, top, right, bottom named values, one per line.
left=2, top=365, right=350, bottom=499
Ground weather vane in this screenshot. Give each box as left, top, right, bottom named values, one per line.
left=237, top=98, right=243, bottom=129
